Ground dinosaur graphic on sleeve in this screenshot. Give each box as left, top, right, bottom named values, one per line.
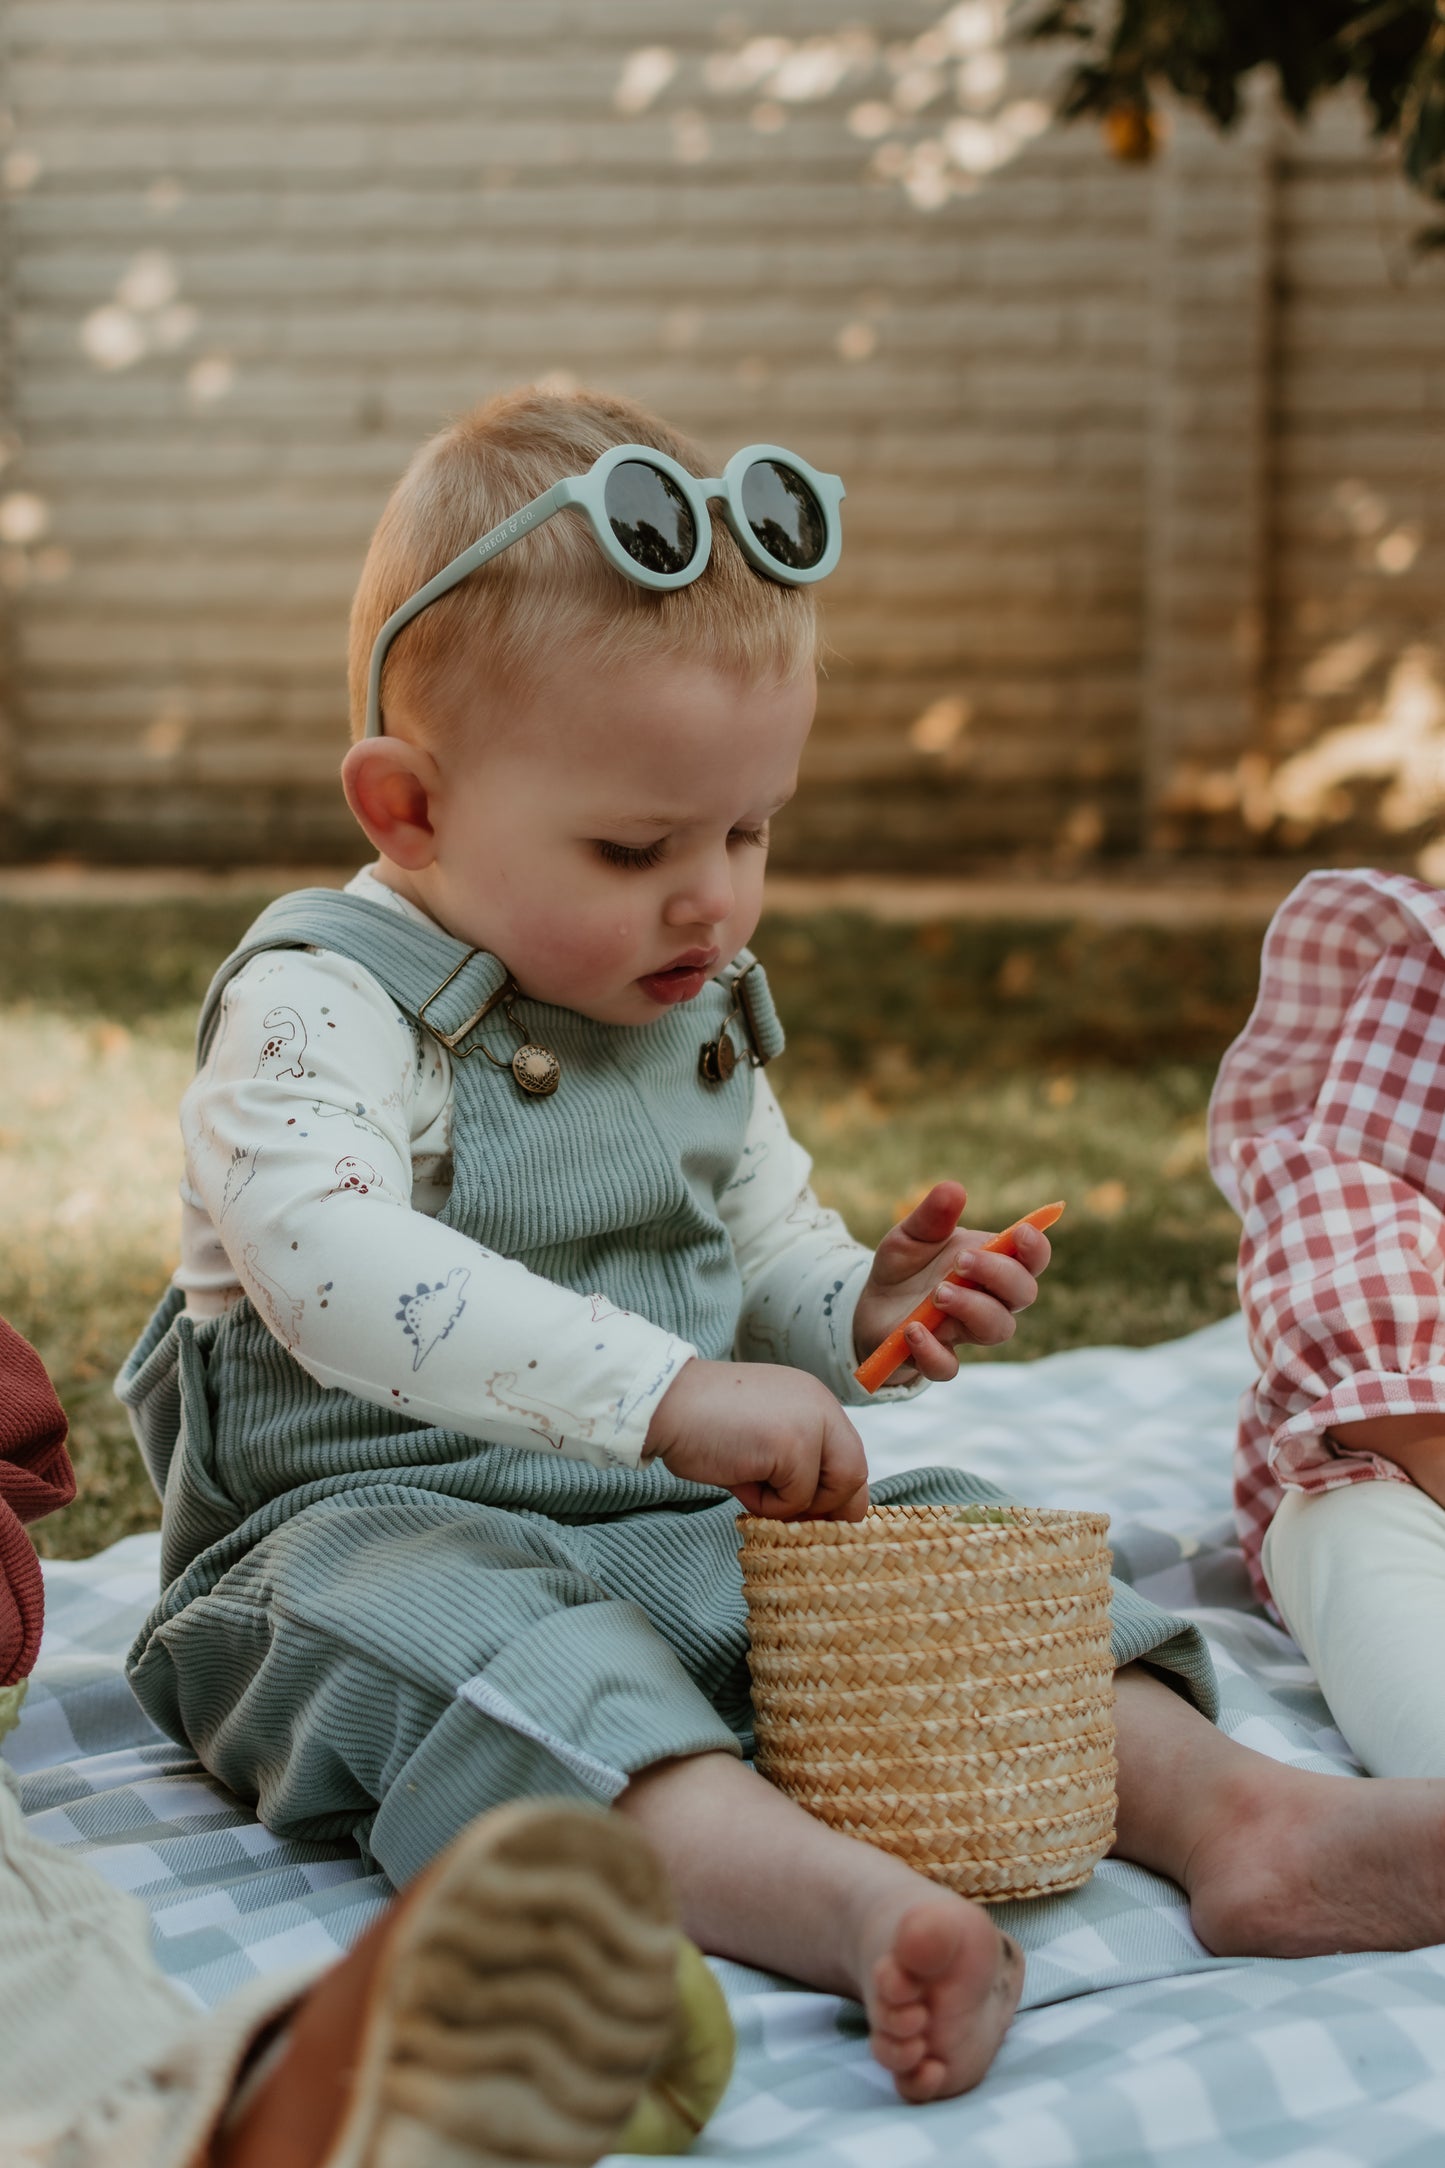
left=239, top=1244, right=305, bottom=1350
left=255, top=1007, right=308, bottom=1081
left=785, top=1186, right=839, bottom=1233
left=219, top=1144, right=262, bottom=1221
left=322, top=1155, right=382, bottom=1202
left=304, top=1099, right=391, bottom=1148
left=722, top=1138, right=768, bottom=1194
left=396, top=1267, right=470, bottom=1370
left=483, top=1373, right=599, bottom=1452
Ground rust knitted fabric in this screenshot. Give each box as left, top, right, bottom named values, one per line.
left=0, top=1318, right=74, bottom=1686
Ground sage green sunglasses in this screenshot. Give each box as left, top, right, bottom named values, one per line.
left=364, top=440, right=844, bottom=738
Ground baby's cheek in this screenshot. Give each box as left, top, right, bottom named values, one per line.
left=515, top=906, right=636, bottom=991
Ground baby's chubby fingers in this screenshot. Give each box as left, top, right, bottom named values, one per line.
left=929, top=1281, right=1016, bottom=1350
left=872, top=1180, right=970, bottom=1278
left=1003, top=1218, right=1053, bottom=1277
left=922, top=1244, right=1042, bottom=1351
left=902, top=1319, right=963, bottom=1380
left=942, top=1243, right=1041, bottom=1317
left=645, top=1358, right=870, bottom=1521
left=854, top=1188, right=1058, bottom=1380
left=952, top=1218, right=1052, bottom=1283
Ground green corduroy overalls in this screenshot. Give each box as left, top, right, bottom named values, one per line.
left=120, top=890, right=1217, bottom=1885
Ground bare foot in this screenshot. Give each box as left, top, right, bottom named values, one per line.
left=620, top=1751, right=1026, bottom=2107
left=1182, top=1761, right=1445, bottom=1959
left=1116, top=1664, right=1445, bottom=1962
left=861, top=1889, right=1024, bottom=2102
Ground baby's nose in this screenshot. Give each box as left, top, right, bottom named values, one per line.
left=666, top=870, right=734, bottom=927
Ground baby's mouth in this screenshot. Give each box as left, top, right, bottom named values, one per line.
left=637, top=949, right=720, bottom=1005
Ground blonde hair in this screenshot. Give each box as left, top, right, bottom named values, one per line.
left=347, top=386, right=821, bottom=742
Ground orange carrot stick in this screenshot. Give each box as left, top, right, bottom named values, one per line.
left=853, top=1201, right=1066, bottom=1395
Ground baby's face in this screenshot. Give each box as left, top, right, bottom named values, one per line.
left=412, top=655, right=816, bottom=1025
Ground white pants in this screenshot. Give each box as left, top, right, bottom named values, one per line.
left=0, top=1763, right=312, bottom=2167
left=1263, top=1477, right=1445, bottom=1778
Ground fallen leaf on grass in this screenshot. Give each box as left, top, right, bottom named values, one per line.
left=1084, top=1178, right=1129, bottom=1220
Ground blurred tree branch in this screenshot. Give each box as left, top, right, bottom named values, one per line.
left=1021, top=0, right=1445, bottom=242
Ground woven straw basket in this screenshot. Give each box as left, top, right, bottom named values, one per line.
left=740, top=1503, right=1117, bottom=1904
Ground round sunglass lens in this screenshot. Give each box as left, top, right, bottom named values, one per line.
left=603, top=460, right=697, bottom=576
left=740, top=460, right=826, bottom=570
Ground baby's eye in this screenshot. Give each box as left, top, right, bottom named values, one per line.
left=595, top=838, right=666, bottom=870
left=729, top=824, right=769, bottom=849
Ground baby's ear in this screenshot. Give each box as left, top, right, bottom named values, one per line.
left=340, top=737, right=439, bottom=868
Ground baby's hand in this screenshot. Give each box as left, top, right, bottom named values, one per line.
left=853, top=1181, right=1050, bottom=1383
left=643, top=1361, right=869, bottom=1521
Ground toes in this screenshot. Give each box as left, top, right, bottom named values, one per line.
left=867, top=1897, right=1023, bottom=2106
left=871, top=1953, right=917, bottom=2009
left=871, top=2029, right=929, bottom=2075
left=895, top=2055, right=949, bottom=2103
left=893, top=1900, right=978, bottom=1985
left=874, top=2000, right=929, bottom=2041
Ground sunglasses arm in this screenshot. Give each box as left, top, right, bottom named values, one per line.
left=363, top=481, right=571, bottom=736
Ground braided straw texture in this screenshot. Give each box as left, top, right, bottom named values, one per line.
left=740, top=1504, right=1117, bottom=1903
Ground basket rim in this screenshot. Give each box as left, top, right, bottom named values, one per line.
left=746, top=1555, right=1106, bottom=1587
left=739, top=1503, right=1110, bottom=1546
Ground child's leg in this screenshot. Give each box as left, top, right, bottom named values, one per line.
left=618, top=1749, right=1025, bottom=2106
left=623, top=1663, right=1445, bottom=2102
left=1114, top=1664, right=1445, bottom=1956
left=1262, top=1480, right=1445, bottom=1777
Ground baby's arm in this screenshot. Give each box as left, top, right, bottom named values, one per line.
left=720, top=1076, right=878, bottom=1399
left=1224, top=942, right=1445, bottom=1496
left=721, top=1079, right=1045, bottom=1400
left=185, top=948, right=693, bottom=1469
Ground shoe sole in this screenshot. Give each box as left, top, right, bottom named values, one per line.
left=324, top=1802, right=682, bottom=2168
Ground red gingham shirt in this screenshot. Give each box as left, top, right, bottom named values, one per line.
left=1209, top=868, right=1445, bottom=1607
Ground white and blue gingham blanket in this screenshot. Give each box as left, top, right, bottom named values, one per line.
left=11, top=1315, right=1445, bottom=2165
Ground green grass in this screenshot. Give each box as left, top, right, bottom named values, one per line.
left=0, top=899, right=1261, bottom=1560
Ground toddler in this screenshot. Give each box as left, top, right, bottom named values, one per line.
left=123, top=394, right=1445, bottom=2105
left=1212, top=866, right=1445, bottom=1779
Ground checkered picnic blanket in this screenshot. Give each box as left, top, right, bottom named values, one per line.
left=11, top=1315, right=1445, bottom=2165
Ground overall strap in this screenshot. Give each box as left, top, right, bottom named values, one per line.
left=196, top=887, right=785, bottom=1066
left=195, top=889, right=510, bottom=1064
left=726, top=950, right=785, bottom=1066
